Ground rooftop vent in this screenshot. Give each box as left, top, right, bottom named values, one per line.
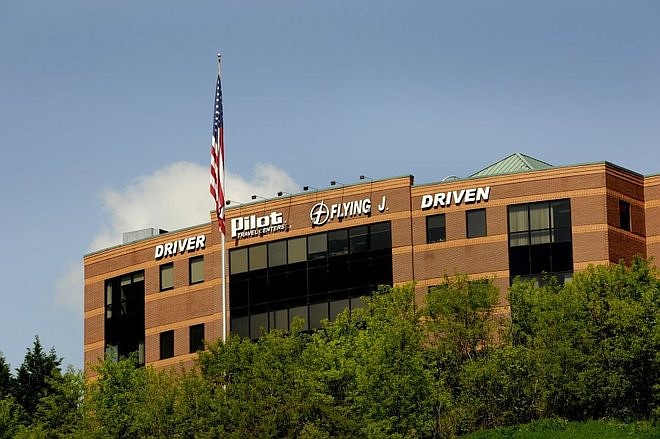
left=122, top=228, right=168, bottom=244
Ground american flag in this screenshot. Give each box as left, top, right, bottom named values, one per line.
left=210, top=54, right=226, bottom=235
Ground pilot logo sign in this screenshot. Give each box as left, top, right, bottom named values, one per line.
left=231, top=212, right=287, bottom=239
left=309, top=198, right=373, bottom=226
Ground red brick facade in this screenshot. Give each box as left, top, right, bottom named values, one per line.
left=84, top=161, right=660, bottom=374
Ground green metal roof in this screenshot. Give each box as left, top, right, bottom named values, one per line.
left=470, top=153, right=553, bottom=178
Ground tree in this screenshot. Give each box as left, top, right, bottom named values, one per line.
left=12, top=336, right=63, bottom=418
left=82, top=354, right=181, bottom=438
left=0, top=352, right=10, bottom=397
left=508, top=258, right=660, bottom=420
left=31, top=367, right=84, bottom=437
left=425, top=276, right=500, bottom=364
left=307, top=284, right=446, bottom=438
left=198, top=326, right=329, bottom=438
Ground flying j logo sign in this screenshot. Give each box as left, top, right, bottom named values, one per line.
left=420, top=186, right=490, bottom=210
left=309, top=197, right=387, bottom=227
left=155, top=235, right=206, bottom=259
left=231, top=212, right=287, bottom=239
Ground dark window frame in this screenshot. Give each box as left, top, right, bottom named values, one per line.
left=159, top=262, right=174, bottom=291
left=619, top=199, right=631, bottom=231
left=466, top=208, right=487, bottom=238
left=189, top=324, right=205, bottom=353
left=189, top=255, right=204, bottom=285
left=426, top=213, right=446, bottom=244
left=159, top=330, right=174, bottom=360
left=507, top=199, right=573, bottom=283
left=104, top=270, right=145, bottom=363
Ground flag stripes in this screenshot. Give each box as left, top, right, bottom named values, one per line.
left=210, top=55, right=226, bottom=235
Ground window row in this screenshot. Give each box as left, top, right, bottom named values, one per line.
left=159, top=255, right=205, bottom=291
left=231, top=297, right=366, bottom=339
left=230, top=250, right=392, bottom=316
left=230, top=222, right=392, bottom=275
left=229, top=222, right=393, bottom=338
left=159, top=323, right=205, bottom=360
left=425, top=208, right=487, bottom=244
left=508, top=199, right=571, bottom=247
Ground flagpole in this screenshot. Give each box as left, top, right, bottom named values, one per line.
left=217, top=53, right=227, bottom=344
left=210, top=52, right=228, bottom=343
left=222, top=229, right=227, bottom=342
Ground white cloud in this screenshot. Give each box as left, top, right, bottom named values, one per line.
left=55, top=262, right=83, bottom=315
left=90, top=161, right=299, bottom=251
left=55, top=161, right=299, bottom=314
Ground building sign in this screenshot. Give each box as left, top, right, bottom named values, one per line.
left=420, top=186, right=490, bottom=210
left=231, top=212, right=288, bottom=239
left=155, top=235, right=206, bottom=259
left=310, top=196, right=387, bottom=227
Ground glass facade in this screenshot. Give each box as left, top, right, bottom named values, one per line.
left=229, top=221, right=392, bottom=338
left=104, top=270, right=145, bottom=363
left=508, top=199, right=573, bottom=284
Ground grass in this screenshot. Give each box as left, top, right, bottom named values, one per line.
left=461, top=418, right=659, bottom=439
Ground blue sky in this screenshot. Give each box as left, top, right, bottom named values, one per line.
left=0, top=1, right=658, bottom=370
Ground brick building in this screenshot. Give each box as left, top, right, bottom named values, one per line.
left=83, top=153, right=660, bottom=373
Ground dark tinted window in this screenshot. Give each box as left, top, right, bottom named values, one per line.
left=159, top=330, right=174, bottom=360
left=328, top=229, right=349, bottom=256
left=507, top=200, right=573, bottom=283
left=229, top=222, right=393, bottom=339
left=159, top=263, right=173, bottom=291
left=105, top=271, right=145, bottom=363
left=307, top=233, right=327, bottom=260
left=189, top=256, right=204, bottom=284
left=466, top=209, right=487, bottom=238
left=370, top=222, right=391, bottom=250
left=268, top=240, right=287, bottom=267
left=189, top=324, right=204, bottom=353
left=230, top=248, right=248, bottom=274
left=619, top=200, right=631, bottom=231
left=426, top=214, right=446, bottom=243
left=349, top=226, right=369, bottom=253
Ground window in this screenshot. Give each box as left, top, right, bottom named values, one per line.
left=230, top=248, right=248, bottom=274
left=349, top=226, right=368, bottom=253
left=328, top=229, right=349, bottom=256
left=507, top=199, right=573, bottom=283
left=287, top=237, right=307, bottom=263
left=426, top=214, right=446, bottom=243
left=248, top=244, right=267, bottom=270
left=159, top=330, right=174, bottom=360
left=466, top=208, right=487, bottom=238
left=189, top=324, right=204, bottom=353
left=619, top=200, right=631, bottom=231
left=189, top=256, right=204, bottom=284
left=104, top=270, right=145, bottom=363
left=159, top=263, right=173, bottom=291
left=229, top=222, right=393, bottom=339
left=370, top=222, right=392, bottom=250
left=307, top=233, right=327, bottom=260
left=268, top=241, right=287, bottom=267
